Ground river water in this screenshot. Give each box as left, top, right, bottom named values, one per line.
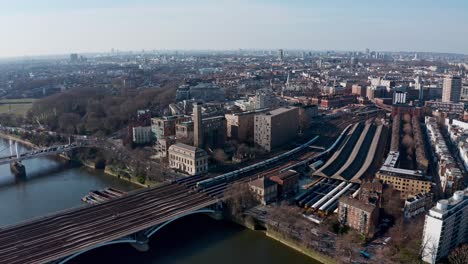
left=0, top=138, right=318, bottom=264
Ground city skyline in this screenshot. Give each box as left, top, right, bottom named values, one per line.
left=0, top=0, right=468, bottom=58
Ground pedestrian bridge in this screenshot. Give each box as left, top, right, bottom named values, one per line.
left=0, top=141, right=90, bottom=166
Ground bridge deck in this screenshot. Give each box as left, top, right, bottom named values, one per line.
left=0, top=143, right=85, bottom=165
left=0, top=182, right=217, bottom=264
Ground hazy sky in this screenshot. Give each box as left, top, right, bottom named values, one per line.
left=0, top=0, right=467, bottom=58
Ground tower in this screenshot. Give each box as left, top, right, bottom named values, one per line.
left=278, top=49, right=284, bottom=61
left=193, top=103, right=203, bottom=148
left=415, top=76, right=424, bottom=102
left=442, top=75, right=462, bottom=103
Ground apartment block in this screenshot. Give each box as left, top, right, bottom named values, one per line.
left=225, top=111, right=256, bottom=142
left=254, top=107, right=299, bottom=152
left=421, top=188, right=468, bottom=263
left=151, top=115, right=191, bottom=139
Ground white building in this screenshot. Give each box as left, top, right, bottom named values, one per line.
left=404, top=193, right=433, bottom=218
left=132, top=126, right=152, bottom=144
left=252, top=89, right=277, bottom=110
left=421, top=188, right=468, bottom=263
left=393, top=91, right=408, bottom=104
left=168, top=143, right=208, bottom=175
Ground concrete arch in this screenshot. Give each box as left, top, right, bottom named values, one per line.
left=145, top=209, right=215, bottom=238
left=57, top=239, right=137, bottom=264
left=58, top=209, right=215, bottom=264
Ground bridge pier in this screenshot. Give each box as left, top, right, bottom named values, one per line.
left=129, top=232, right=150, bottom=252
left=130, top=240, right=150, bottom=252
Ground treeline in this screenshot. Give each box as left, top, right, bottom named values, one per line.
left=28, top=84, right=177, bottom=136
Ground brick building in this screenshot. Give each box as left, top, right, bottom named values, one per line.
left=175, top=116, right=226, bottom=149
left=249, top=177, right=278, bottom=205
left=225, top=111, right=256, bottom=142
left=338, top=181, right=382, bottom=237
left=269, top=170, right=299, bottom=198
left=151, top=115, right=191, bottom=139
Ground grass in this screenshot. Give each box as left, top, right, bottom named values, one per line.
left=0, top=103, right=32, bottom=116
left=0, top=98, right=37, bottom=104
left=0, top=98, right=36, bottom=116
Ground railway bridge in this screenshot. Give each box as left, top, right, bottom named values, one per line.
left=0, top=128, right=353, bottom=264
left=0, top=178, right=223, bottom=264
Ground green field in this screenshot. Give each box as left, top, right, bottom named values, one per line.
left=0, top=99, right=36, bottom=116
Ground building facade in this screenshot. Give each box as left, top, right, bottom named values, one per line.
left=151, top=115, right=191, bottom=139
left=254, top=107, right=299, bottom=152
left=269, top=170, right=299, bottom=199
left=421, top=188, right=468, bottom=263
left=339, top=196, right=380, bottom=237
left=249, top=177, right=277, bottom=205
left=168, top=143, right=208, bottom=175
left=442, top=75, right=462, bottom=103
left=376, top=171, right=432, bottom=199
left=403, top=193, right=433, bottom=218
left=425, top=101, right=464, bottom=115
left=351, top=84, right=367, bottom=97
left=132, top=126, right=152, bottom=144
left=338, top=181, right=382, bottom=237
left=225, top=111, right=256, bottom=142
left=176, top=116, right=226, bottom=149
left=155, top=136, right=176, bottom=158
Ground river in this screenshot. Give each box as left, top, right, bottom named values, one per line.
left=0, top=138, right=319, bottom=264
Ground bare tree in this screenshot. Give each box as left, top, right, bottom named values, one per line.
left=213, top=148, right=228, bottom=164
left=449, top=244, right=468, bottom=264
left=224, top=182, right=257, bottom=216
left=335, top=230, right=362, bottom=263
left=382, top=186, right=403, bottom=221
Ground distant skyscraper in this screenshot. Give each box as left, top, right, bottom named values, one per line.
left=442, top=75, right=462, bottom=103
left=278, top=49, right=284, bottom=61
left=70, top=53, right=78, bottom=63
left=415, top=76, right=424, bottom=102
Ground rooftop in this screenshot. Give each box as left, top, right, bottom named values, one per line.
left=249, top=177, right=276, bottom=190
left=429, top=188, right=468, bottom=219
left=340, top=196, right=377, bottom=213
left=170, top=143, right=197, bottom=152
left=261, top=107, right=298, bottom=116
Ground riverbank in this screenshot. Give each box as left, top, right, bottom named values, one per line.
left=233, top=216, right=335, bottom=264
left=266, top=229, right=335, bottom=264
left=103, top=165, right=153, bottom=188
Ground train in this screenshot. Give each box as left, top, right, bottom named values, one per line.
left=195, top=135, right=320, bottom=189
left=196, top=123, right=354, bottom=190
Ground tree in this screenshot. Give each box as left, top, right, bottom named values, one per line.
left=213, top=149, right=228, bottom=164
left=335, top=230, right=362, bottom=263
left=382, top=186, right=403, bottom=221
left=224, top=182, right=257, bottom=217
left=449, top=244, right=468, bottom=264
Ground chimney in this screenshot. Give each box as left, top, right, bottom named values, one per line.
left=193, top=103, right=204, bottom=148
